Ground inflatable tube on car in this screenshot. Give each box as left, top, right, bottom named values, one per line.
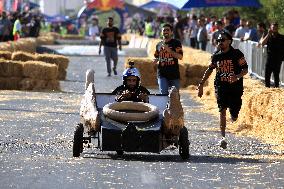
left=103, top=101, right=159, bottom=122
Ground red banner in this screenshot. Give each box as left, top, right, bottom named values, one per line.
left=0, top=0, right=3, bottom=13
left=13, top=0, right=19, bottom=11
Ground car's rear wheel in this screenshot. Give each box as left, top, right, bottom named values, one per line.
left=116, top=150, right=124, bottom=156
left=179, top=126, right=190, bottom=160
left=73, top=123, right=84, bottom=157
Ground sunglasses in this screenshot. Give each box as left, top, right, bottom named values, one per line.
left=126, top=78, right=137, bottom=82
left=216, top=38, right=227, bottom=43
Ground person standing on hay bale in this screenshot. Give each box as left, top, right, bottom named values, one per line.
left=197, top=30, right=248, bottom=149
left=259, top=22, right=284, bottom=88
left=13, top=14, right=22, bottom=41
left=112, top=62, right=150, bottom=103
left=153, top=23, right=183, bottom=95
left=99, top=17, right=122, bottom=77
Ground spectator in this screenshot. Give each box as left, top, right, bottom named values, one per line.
left=0, top=11, right=12, bottom=42
left=88, top=17, right=100, bottom=40
left=153, top=23, right=183, bottom=95
left=99, top=17, right=122, bottom=77
left=197, top=30, right=248, bottom=149
left=29, top=15, right=41, bottom=37
left=259, top=22, right=284, bottom=88
left=211, top=20, right=223, bottom=50
left=223, top=16, right=235, bottom=36
left=256, top=22, right=267, bottom=42
left=206, top=15, right=217, bottom=34
left=144, top=16, right=155, bottom=38
left=232, top=10, right=240, bottom=28
left=242, top=20, right=258, bottom=42
left=188, top=14, right=198, bottom=48
left=174, top=15, right=184, bottom=43
left=234, top=18, right=248, bottom=39
left=13, top=14, right=22, bottom=41
left=67, top=24, right=78, bottom=35
left=197, top=18, right=208, bottom=51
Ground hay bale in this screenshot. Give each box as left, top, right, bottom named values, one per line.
left=0, top=59, right=23, bottom=77
left=125, top=57, right=189, bottom=88
left=125, top=57, right=157, bottom=87
left=0, top=43, right=13, bottom=52
left=0, top=77, right=22, bottom=89
left=20, top=78, right=60, bottom=90
left=61, top=34, right=85, bottom=40
left=0, top=51, right=12, bottom=60
left=36, top=54, right=69, bottom=69
left=44, top=32, right=61, bottom=40
left=36, top=36, right=55, bottom=45
left=58, top=68, right=67, bottom=80
left=36, top=54, right=69, bottom=80
left=11, top=51, right=36, bottom=61
left=9, top=38, right=37, bottom=53
left=179, top=64, right=189, bottom=87
left=22, top=61, right=58, bottom=80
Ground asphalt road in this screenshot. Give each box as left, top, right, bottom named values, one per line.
left=0, top=46, right=284, bottom=189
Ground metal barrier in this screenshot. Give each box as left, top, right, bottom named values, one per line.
left=205, top=38, right=284, bottom=85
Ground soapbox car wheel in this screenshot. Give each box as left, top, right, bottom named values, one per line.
left=73, top=123, right=84, bottom=157
left=179, top=126, right=190, bottom=160
left=116, top=150, right=124, bottom=156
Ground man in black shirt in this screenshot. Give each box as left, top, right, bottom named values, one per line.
left=197, top=30, right=248, bottom=149
left=154, top=23, right=183, bottom=95
left=112, top=63, right=150, bottom=103
left=99, top=17, right=122, bottom=77
left=260, top=22, right=284, bottom=88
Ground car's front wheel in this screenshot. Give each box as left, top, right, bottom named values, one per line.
left=179, top=126, right=190, bottom=160
left=73, top=123, right=84, bottom=157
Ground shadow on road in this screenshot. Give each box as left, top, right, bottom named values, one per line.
left=82, top=152, right=264, bottom=164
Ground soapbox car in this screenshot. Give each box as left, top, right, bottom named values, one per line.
left=72, top=70, right=190, bottom=159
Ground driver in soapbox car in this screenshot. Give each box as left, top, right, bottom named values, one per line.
left=112, top=64, right=150, bottom=103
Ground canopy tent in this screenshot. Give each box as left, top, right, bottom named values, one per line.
left=140, top=0, right=180, bottom=16
left=44, top=14, right=69, bottom=23
left=156, top=0, right=261, bottom=9
left=140, top=0, right=179, bottom=10
left=181, top=0, right=261, bottom=9
left=28, top=1, right=40, bottom=9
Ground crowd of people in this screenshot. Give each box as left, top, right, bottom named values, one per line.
left=0, top=10, right=42, bottom=42
left=138, top=10, right=269, bottom=50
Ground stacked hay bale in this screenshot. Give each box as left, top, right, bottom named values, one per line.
left=36, top=54, right=69, bottom=80
left=124, top=57, right=189, bottom=88
left=20, top=61, right=59, bottom=90
left=36, top=35, right=56, bottom=45
left=125, top=57, right=157, bottom=87
left=8, top=51, right=69, bottom=80
left=0, top=59, right=23, bottom=89
left=0, top=42, right=14, bottom=52
left=0, top=59, right=58, bottom=90
left=0, top=51, right=12, bottom=60
left=11, top=51, right=36, bottom=61
left=61, top=34, right=85, bottom=40
left=0, top=38, right=37, bottom=53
